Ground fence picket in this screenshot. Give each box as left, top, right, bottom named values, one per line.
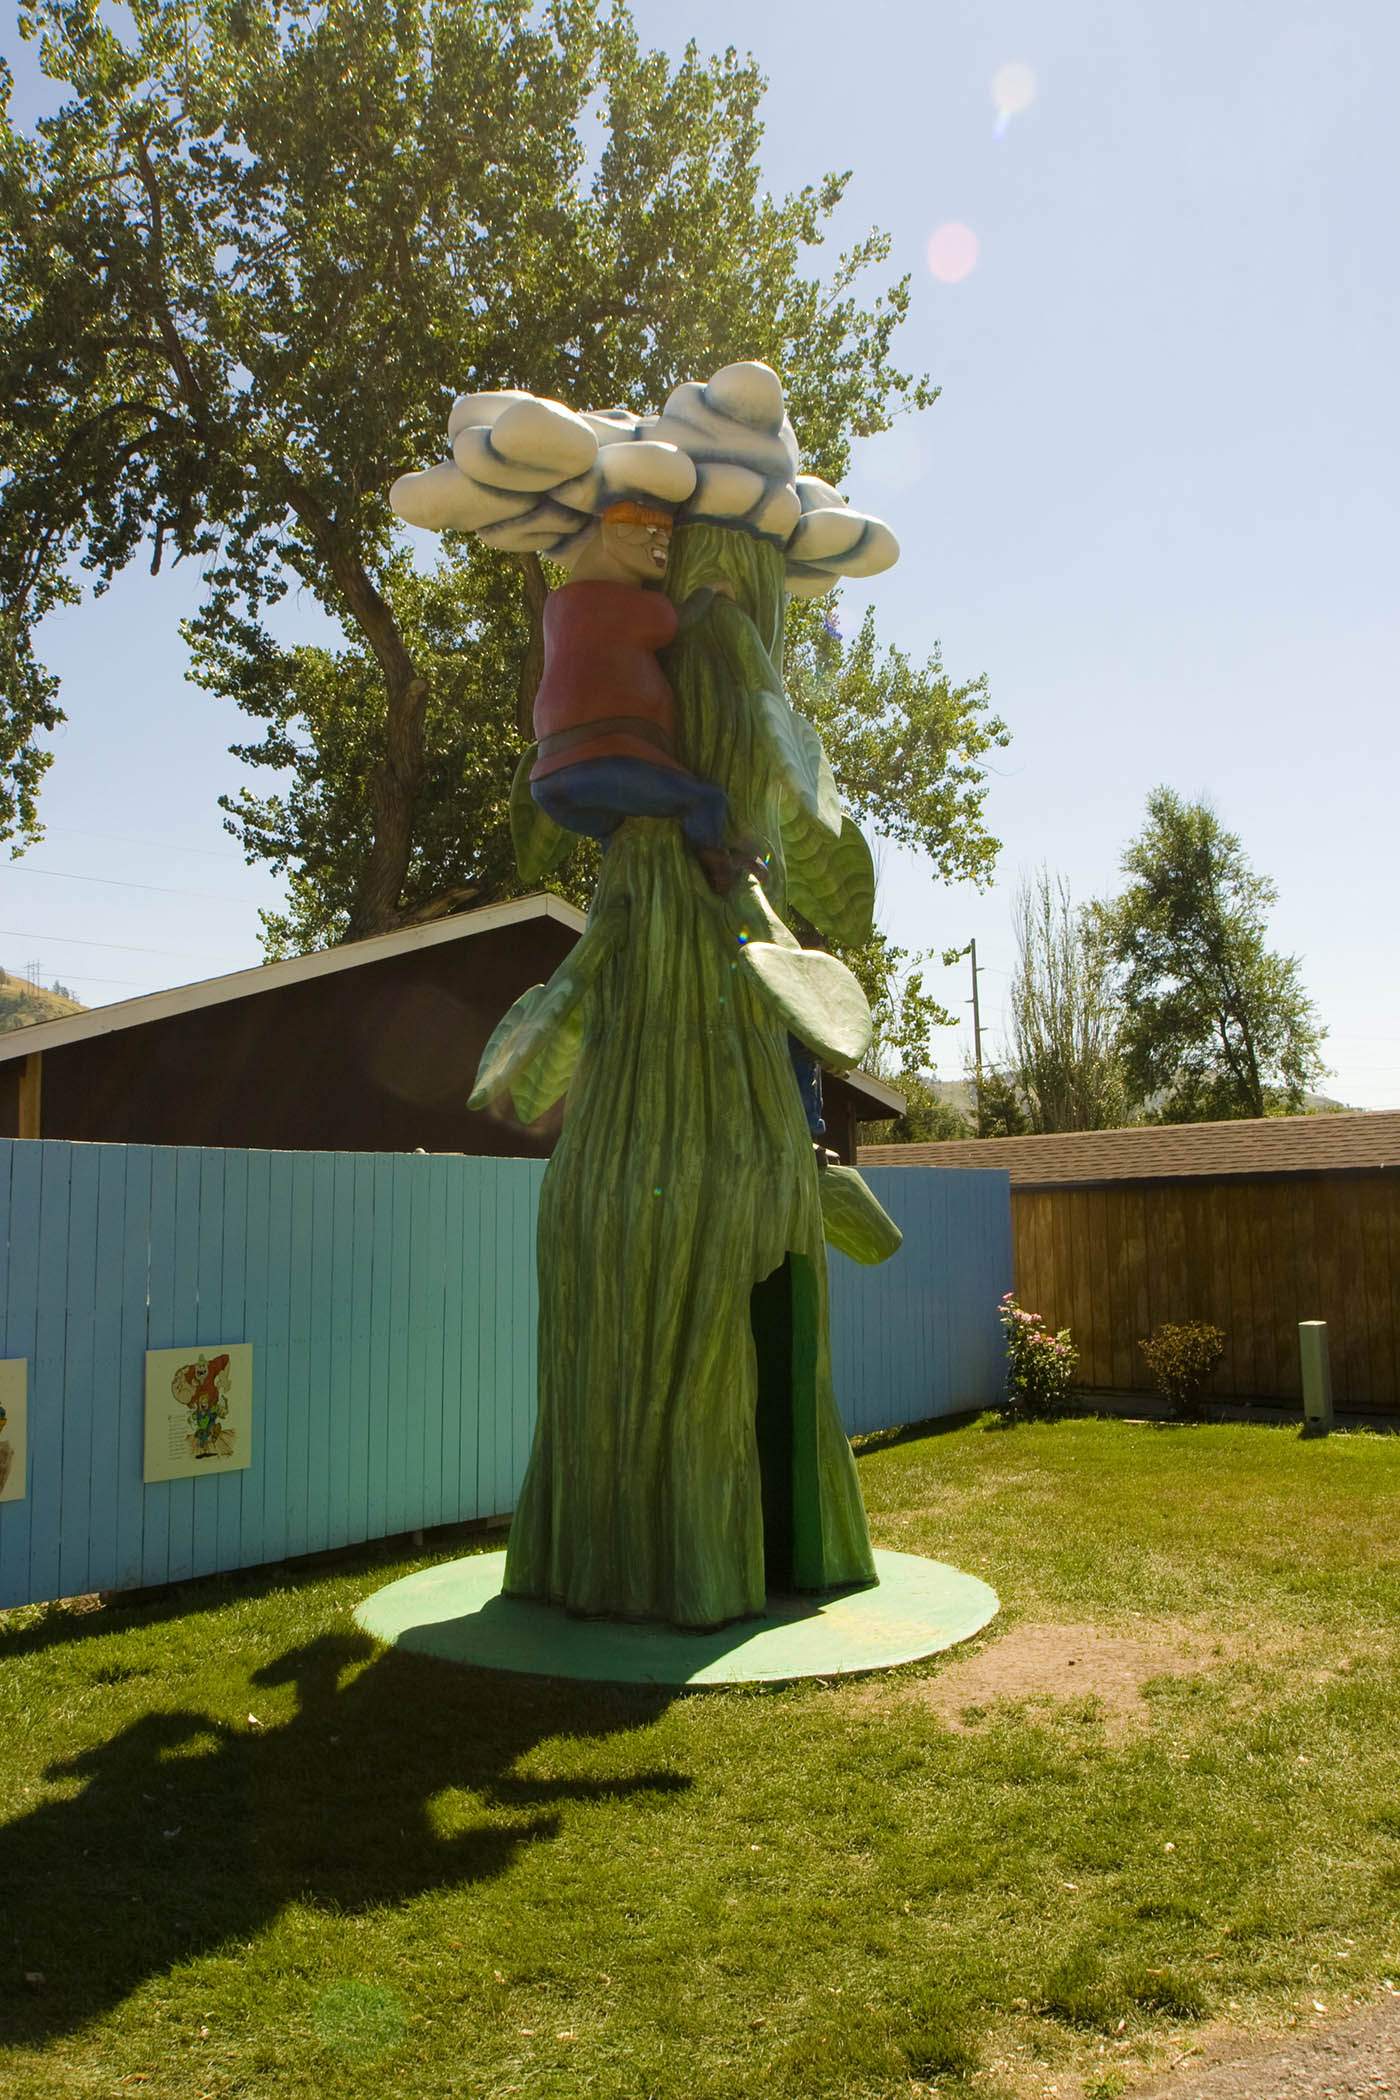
left=0, top=1143, right=43, bottom=1607
left=58, top=1143, right=101, bottom=1601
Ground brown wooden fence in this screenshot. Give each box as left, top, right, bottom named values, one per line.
left=1013, top=1171, right=1400, bottom=1413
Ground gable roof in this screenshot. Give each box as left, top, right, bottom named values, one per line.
left=859, top=1109, right=1400, bottom=1187
left=2, top=890, right=906, bottom=1120
left=0, top=893, right=587, bottom=1064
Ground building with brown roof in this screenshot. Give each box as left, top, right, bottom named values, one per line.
left=860, top=1114, right=1400, bottom=1415
left=0, top=893, right=901, bottom=1164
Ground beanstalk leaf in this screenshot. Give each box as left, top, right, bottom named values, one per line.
left=510, top=743, right=580, bottom=884
left=737, top=941, right=873, bottom=1069
left=818, top=1165, right=903, bottom=1266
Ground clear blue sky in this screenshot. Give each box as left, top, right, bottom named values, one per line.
left=4, top=1, right=1398, bottom=1106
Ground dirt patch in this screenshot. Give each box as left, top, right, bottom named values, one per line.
left=857, top=1620, right=1228, bottom=1739
left=1131, top=1991, right=1400, bottom=2098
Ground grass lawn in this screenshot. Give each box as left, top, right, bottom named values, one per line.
left=3, top=1415, right=1399, bottom=2100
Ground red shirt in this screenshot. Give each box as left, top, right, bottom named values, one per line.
left=530, top=581, right=683, bottom=781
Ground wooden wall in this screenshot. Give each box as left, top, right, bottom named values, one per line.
left=1013, top=1172, right=1400, bottom=1412
left=0, top=1142, right=1012, bottom=1609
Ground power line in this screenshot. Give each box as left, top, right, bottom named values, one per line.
left=11, top=971, right=154, bottom=988
left=3, top=864, right=255, bottom=904
left=0, top=926, right=246, bottom=958
left=45, top=823, right=247, bottom=864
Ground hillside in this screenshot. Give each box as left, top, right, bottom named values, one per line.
left=0, top=969, right=86, bottom=1035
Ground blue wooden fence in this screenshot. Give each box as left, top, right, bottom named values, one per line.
left=0, top=1140, right=1010, bottom=1609
left=830, top=1166, right=1013, bottom=1435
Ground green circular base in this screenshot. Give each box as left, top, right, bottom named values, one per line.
left=355, top=1548, right=998, bottom=1687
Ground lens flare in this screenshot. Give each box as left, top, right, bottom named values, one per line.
left=926, top=222, right=979, bottom=285
left=992, top=61, right=1036, bottom=137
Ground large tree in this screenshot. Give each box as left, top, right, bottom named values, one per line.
left=1093, top=788, right=1328, bottom=1121
left=0, top=0, right=1006, bottom=947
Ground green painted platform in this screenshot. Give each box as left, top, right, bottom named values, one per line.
left=355, top=1548, right=999, bottom=1686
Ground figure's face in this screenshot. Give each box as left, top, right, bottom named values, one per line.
left=600, top=516, right=672, bottom=583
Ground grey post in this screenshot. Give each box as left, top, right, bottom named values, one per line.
left=1299, top=1321, right=1334, bottom=1434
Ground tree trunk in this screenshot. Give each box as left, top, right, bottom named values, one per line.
left=285, top=483, right=429, bottom=941
left=351, top=665, right=431, bottom=940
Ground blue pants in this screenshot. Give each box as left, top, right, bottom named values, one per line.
left=532, top=756, right=729, bottom=849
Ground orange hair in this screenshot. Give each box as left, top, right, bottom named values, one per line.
left=602, top=500, right=674, bottom=529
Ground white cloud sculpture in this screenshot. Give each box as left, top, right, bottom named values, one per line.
left=390, top=360, right=898, bottom=598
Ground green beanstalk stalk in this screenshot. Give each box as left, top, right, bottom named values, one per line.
left=474, top=521, right=900, bottom=1629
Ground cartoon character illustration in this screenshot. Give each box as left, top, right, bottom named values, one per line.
left=171, top=1352, right=235, bottom=1461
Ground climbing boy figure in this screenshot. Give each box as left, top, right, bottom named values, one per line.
left=530, top=499, right=752, bottom=890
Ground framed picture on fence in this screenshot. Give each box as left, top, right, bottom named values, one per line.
left=0, top=1359, right=25, bottom=1503
left=144, top=1344, right=253, bottom=1484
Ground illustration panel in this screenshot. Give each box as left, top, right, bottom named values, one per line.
left=0, top=1359, right=25, bottom=1503
left=144, top=1343, right=253, bottom=1484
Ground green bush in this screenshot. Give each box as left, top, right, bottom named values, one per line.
left=1138, top=1321, right=1226, bottom=1419
left=999, top=1292, right=1079, bottom=1417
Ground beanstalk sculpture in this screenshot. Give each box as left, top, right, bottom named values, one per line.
left=393, top=363, right=903, bottom=1629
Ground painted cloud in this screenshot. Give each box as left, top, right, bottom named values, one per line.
left=391, top=361, right=898, bottom=598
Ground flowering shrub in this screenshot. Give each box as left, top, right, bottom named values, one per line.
left=998, top=1292, right=1078, bottom=1418
left=1138, top=1321, right=1226, bottom=1420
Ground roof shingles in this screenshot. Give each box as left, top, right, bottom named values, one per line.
left=858, top=1110, right=1400, bottom=1186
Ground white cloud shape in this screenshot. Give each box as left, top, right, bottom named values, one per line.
left=391, top=362, right=898, bottom=595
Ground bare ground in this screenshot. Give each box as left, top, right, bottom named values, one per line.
left=1134, top=1991, right=1400, bottom=2098
left=851, top=1618, right=1229, bottom=1738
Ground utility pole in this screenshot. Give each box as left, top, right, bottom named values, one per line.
left=967, top=939, right=985, bottom=1132
left=967, top=938, right=984, bottom=1091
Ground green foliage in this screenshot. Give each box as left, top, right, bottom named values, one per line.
left=1093, top=790, right=1329, bottom=1121
left=857, top=1069, right=968, bottom=1146
left=974, top=1063, right=1030, bottom=1137
left=841, top=932, right=956, bottom=1082
left=1138, top=1321, right=1227, bottom=1420
left=999, top=1291, right=1078, bottom=1416
left=785, top=602, right=1009, bottom=889
left=204, top=554, right=602, bottom=952
left=0, top=0, right=954, bottom=944
left=1008, top=867, right=1134, bottom=1131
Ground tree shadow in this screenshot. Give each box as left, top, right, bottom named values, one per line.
left=0, top=1522, right=507, bottom=1665
left=1, top=1629, right=684, bottom=2043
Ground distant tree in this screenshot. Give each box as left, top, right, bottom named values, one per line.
left=971, top=1062, right=1028, bottom=1138
left=1006, top=867, right=1134, bottom=1132
left=857, top=1071, right=968, bottom=1148
left=1093, top=788, right=1328, bottom=1121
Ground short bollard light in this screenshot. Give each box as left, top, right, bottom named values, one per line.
left=1299, top=1321, right=1334, bottom=1435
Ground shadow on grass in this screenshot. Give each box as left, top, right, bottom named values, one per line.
left=0, top=1520, right=506, bottom=1663
left=851, top=1409, right=991, bottom=1455
left=1, top=1629, right=684, bottom=2043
